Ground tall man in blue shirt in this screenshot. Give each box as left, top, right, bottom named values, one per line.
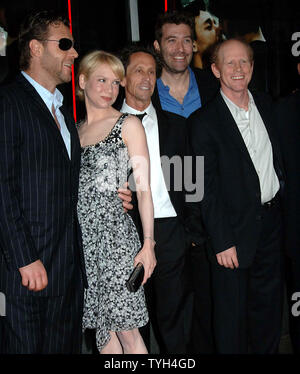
left=152, top=10, right=219, bottom=353
left=153, top=11, right=218, bottom=118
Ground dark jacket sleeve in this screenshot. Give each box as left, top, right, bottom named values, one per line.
left=273, top=92, right=300, bottom=257
left=0, top=91, right=39, bottom=269
left=186, top=107, right=236, bottom=254
left=184, top=111, right=207, bottom=246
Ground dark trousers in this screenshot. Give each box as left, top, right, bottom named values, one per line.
left=148, top=217, right=191, bottom=353
left=211, top=202, right=283, bottom=354
left=1, top=275, right=84, bottom=354
left=286, top=256, right=300, bottom=353
left=186, top=243, right=215, bottom=353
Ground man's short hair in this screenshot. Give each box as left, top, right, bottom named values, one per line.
left=210, top=38, right=254, bottom=66
left=154, top=10, right=195, bottom=44
left=18, top=10, right=69, bottom=70
left=119, top=43, right=159, bottom=74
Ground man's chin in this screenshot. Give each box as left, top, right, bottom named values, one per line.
left=59, top=73, right=72, bottom=85
left=136, top=93, right=153, bottom=103
left=164, top=64, right=189, bottom=74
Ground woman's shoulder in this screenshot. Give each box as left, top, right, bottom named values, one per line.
left=115, top=112, right=141, bottom=132
left=121, top=112, right=142, bottom=127
left=120, top=113, right=146, bottom=145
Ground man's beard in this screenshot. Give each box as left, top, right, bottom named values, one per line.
left=157, top=51, right=190, bottom=75
left=164, top=62, right=188, bottom=74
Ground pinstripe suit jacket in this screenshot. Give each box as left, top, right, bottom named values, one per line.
left=0, top=74, right=87, bottom=296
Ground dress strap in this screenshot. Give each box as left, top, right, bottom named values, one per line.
left=110, top=113, right=130, bottom=140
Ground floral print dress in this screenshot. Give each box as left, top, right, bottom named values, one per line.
left=77, top=113, right=148, bottom=351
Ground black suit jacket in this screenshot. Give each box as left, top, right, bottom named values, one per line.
left=187, top=91, right=284, bottom=268
left=275, top=90, right=300, bottom=259
left=151, top=66, right=219, bottom=243
left=115, top=66, right=219, bottom=244
left=0, top=73, right=87, bottom=296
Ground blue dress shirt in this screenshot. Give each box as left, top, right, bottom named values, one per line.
left=157, top=66, right=201, bottom=118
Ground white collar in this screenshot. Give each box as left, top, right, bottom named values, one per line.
left=21, top=71, right=63, bottom=113
left=121, top=100, right=155, bottom=118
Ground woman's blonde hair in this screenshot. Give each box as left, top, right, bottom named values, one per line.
left=76, top=50, right=125, bottom=101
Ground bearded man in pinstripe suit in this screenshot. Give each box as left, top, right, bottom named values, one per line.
left=0, top=10, right=131, bottom=354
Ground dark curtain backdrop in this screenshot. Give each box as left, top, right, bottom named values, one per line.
left=178, top=0, right=300, bottom=97
left=1, top=0, right=300, bottom=106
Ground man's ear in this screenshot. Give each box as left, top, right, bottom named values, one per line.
left=120, top=77, right=126, bottom=88
left=153, top=40, right=160, bottom=53
left=211, top=63, right=220, bottom=79
left=193, top=41, right=198, bottom=52
left=29, top=39, right=43, bottom=58
left=249, top=60, right=254, bottom=76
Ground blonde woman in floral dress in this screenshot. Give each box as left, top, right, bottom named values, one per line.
left=76, top=50, right=156, bottom=354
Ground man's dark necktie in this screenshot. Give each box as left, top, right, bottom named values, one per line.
left=136, top=113, right=147, bottom=121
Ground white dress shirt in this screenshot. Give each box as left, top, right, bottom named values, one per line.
left=121, top=100, right=177, bottom=218
left=21, top=71, right=71, bottom=159
left=221, top=89, right=279, bottom=203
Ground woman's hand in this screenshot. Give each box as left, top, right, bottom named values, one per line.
left=134, top=239, right=157, bottom=285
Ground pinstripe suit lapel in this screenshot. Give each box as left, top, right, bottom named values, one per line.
left=16, top=74, right=71, bottom=162
left=60, top=105, right=80, bottom=163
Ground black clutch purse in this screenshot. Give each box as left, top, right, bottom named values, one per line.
left=126, top=263, right=144, bottom=292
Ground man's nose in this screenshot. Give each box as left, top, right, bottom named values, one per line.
left=70, top=46, right=78, bottom=59
left=235, top=62, right=242, bottom=71
left=176, top=40, right=184, bottom=52
left=140, top=71, right=150, bottom=81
